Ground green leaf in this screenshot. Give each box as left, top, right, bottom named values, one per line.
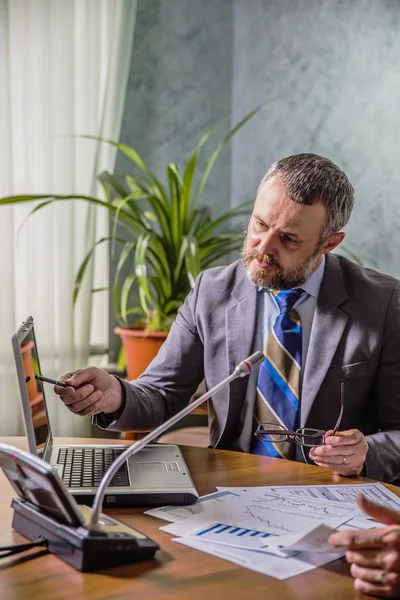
left=114, top=241, right=136, bottom=290
left=167, top=163, right=183, bottom=249
left=98, top=171, right=129, bottom=199
left=17, top=199, right=55, bottom=236
left=120, top=272, right=138, bottom=325
left=73, top=236, right=122, bottom=304
left=197, top=198, right=253, bottom=241
left=183, top=237, right=200, bottom=288
left=192, top=107, right=261, bottom=209
left=181, top=126, right=218, bottom=228
left=81, top=135, right=170, bottom=210
left=117, top=345, right=126, bottom=372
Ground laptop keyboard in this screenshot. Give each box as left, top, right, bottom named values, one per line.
left=57, top=447, right=130, bottom=488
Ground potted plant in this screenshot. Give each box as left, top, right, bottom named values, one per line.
left=0, top=108, right=259, bottom=380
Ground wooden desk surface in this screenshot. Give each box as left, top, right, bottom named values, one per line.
left=0, top=437, right=395, bottom=600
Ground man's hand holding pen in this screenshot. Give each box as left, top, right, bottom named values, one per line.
left=51, top=367, right=123, bottom=416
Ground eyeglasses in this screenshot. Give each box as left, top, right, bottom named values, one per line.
left=254, top=382, right=344, bottom=448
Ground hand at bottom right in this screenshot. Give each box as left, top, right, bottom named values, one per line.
left=329, top=495, right=400, bottom=598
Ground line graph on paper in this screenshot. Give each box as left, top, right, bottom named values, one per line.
left=242, top=506, right=295, bottom=534
left=223, top=492, right=360, bottom=536
left=250, top=493, right=353, bottom=519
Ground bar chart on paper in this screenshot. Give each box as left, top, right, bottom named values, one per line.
left=189, top=523, right=282, bottom=553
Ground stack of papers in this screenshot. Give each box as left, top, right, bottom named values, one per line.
left=145, top=483, right=400, bottom=580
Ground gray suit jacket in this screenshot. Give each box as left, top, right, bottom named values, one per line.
left=100, top=254, right=400, bottom=483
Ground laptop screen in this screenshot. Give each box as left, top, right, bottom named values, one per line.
left=13, top=318, right=50, bottom=453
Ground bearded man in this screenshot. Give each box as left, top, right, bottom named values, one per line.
left=54, top=153, right=400, bottom=483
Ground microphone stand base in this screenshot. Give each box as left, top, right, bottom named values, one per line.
left=11, top=498, right=159, bottom=571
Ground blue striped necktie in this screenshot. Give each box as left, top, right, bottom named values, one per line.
left=251, top=289, right=302, bottom=459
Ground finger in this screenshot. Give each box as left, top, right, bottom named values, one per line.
left=347, top=548, right=400, bottom=574
left=354, top=577, right=400, bottom=598
left=324, top=429, right=363, bottom=446
left=59, top=384, right=95, bottom=406
left=69, top=398, right=104, bottom=417
left=358, top=495, right=400, bottom=527
left=329, top=526, right=393, bottom=549
left=309, top=445, right=354, bottom=461
left=54, top=385, right=76, bottom=396
left=346, top=548, right=388, bottom=568
left=350, top=563, right=399, bottom=586
left=64, top=367, right=97, bottom=388
left=53, top=371, right=78, bottom=395
left=311, top=458, right=361, bottom=476
left=351, top=563, right=383, bottom=584
left=66, top=390, right=102, bottom=412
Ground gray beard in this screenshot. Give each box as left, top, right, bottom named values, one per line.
left=241, top=249, right=321, bottom=290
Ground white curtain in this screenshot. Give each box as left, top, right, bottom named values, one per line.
left=0, top=0, right=136, bottom=436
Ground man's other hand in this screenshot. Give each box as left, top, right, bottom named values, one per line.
left=54, top=367, right=123, bottom=417
left=329, top=495, right=400, bottom=598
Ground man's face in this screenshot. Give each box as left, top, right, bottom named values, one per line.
left=242, top=176, right=336, bottom=290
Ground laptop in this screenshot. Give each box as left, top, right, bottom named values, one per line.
left=12, top=316, right=199, bottom=507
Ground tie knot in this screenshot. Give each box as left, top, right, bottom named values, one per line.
left=275, top=289, right=302, bottom=314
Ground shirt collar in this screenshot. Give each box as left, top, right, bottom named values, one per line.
left=300, top=255, right=325, bottom=298
left=258, top=255, right=326, bottom=299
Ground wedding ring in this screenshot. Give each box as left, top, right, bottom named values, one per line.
left=342, top=456, right=347, bottom=465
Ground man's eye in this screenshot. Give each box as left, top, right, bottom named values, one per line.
left=254, top=219, right=266, bottom=230
left=282, top=234, right=297, bottom=243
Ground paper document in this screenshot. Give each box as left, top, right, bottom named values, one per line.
left=173, top=537, right=342, bottom=580
left=144, top=490, right=239, bottom=523
left=217, top=482, right=400, bottom=509
left=161, top=487, right=359, bottom=537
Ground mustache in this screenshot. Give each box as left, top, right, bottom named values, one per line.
left=247, top=251, right=280, bottom=268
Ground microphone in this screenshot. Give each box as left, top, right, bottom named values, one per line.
left=88, top=351, right=264, bottom=529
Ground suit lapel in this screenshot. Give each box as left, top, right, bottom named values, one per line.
left=300, top=254, right=349, bottom=426
left=226, top=273, right=258, bottom=377
left=215, top=266, right=257, bottom=446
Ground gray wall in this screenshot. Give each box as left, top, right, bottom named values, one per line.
left=231, top=0, right=400, bottom=274
left=110, top=0, right=234, bottom=360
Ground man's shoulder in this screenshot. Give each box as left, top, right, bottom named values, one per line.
left=194, top=260, right=253, bottom=304
left=199, top=259, right=246, bottom=285
left=328, top=253, right=400, bottom=297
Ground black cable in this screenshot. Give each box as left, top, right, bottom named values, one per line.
left=0, top=537, right=48, bottom=559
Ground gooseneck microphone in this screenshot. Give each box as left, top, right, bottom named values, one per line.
left=88, top=351, right=264, bottom=529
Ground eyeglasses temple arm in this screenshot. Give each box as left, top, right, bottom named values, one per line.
left=332, top=381, right=344, bottom=435
left=255, top=429, right=299, bottom=436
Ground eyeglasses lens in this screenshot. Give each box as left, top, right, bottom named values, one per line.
left=257, top=424, right=287, bottom=443
left=295, top=428, right=324, bottom=447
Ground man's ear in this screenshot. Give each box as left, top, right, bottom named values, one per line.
left=320, top=232, right=345, bottom=255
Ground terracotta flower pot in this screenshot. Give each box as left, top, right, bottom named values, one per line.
left=114, top=327, right=168, bottom=381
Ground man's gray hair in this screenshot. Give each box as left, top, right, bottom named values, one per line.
left=260, top=153, right=354, bottom=238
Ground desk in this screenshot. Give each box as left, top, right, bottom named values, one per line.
left=0, top=437, right=395, bottom=600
